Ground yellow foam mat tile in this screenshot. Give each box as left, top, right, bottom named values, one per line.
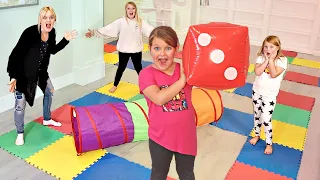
left=250, top=120, right=307, bottom=151
left=96, top=81, right=140, bottom=100
left=248, top=64, right=255, bottom=74
left=291, top=58, right=320, bottom=69
left=26, top=136, right=107, bottom=180
left=143, top=44, right=149, bottom=52
left=104, top=53, right=119, bottom=64
left=223, top=88, right=236, bottom=93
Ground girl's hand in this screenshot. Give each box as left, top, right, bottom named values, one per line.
left=179, top=63, right=186, bottom=84
left=8, top=79, right=16, bottom=93
left=64, top=30, right=78, bottom=41
left=85, top=29, right=93, bottom=38
left=269, top=51, right=277, bottom=61
left=263, top=52, right=269, bottom=64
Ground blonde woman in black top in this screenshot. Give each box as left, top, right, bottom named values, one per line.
left=7, top=6, right=77, bottom=146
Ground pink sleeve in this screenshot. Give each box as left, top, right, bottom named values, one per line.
left=139, top=67, right=157, bottom=94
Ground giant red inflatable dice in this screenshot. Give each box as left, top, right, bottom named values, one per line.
left=182, top=22, right=250, bottom=90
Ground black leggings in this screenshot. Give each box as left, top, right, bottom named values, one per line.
left=114, top=51, right=142, bottom=87
left=149, top=139, right=195, bottom=180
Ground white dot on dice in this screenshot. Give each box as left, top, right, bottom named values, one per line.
left=197, top=33, right=211, bottom=46
left=224, top=67, right=238, bottom=80
left=210, top=49, right=225, bottom=64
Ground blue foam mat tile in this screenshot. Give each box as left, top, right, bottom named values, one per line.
left=318, top=78, right=320, bottom=87
left=234, top=83, right=253, bottom=98
left=210, top=108, right=254, bottom=136
left=237, top=138, right=302, bottom=179
left=115, top=59, right=152, bottom=70
left=68, top=92, right=125, bottom=107
left=108, top=40, right=118, bottom=46
left=74, top=153, right=151, bottom=180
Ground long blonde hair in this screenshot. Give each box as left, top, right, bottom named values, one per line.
left=257, top=35, right=284, bottom=61
left=125, top=2, right=142, bottom=28
left=37, top=6, right=56, bottom=32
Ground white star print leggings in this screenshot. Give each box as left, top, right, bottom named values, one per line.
left=252, top=89, right=277, bottom=145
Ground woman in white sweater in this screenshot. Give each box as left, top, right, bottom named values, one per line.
left=86, top=1, right=154, bottom=93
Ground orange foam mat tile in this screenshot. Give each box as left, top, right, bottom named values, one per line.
left=225, top=161, right=292, bottom=180
left=104, top=44, right=117, bottom=53
left=26, top=136, right=107, bottom=180
left=34, top=104, right=74, bottom=135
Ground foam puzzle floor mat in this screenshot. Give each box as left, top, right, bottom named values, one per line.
left=291, top=58, right=320, bottom=69
left=33, top=104, right=74, bottom=135
left=107, top=40, right=118, bottom=46
left=104, top=53, right=119, bottom=64
left=249, top=120, right=307, bottom=151
left=26, top=136, right=107, bottom=180
left=235, top=139, right=302, bottom=179
left=233, top=82, right=315, bottom=111
left=115, top=59, right=152, bottom=70
left=225, top=161, right=291, bottom=180
left=281, top=50, right=298, bottom=58
left=0, top=46, right=319, bottom=179
left=0, top=122, right=64, bottom=159
left=74, top=153, right=151, bottom=180
left=104, top=44, right=117, bottom=53
left=272, top=104, right=311, bottom=128
left=96, top=81, right=140, bottom=101
left=128, top=94, right=145, bottom=101
left=211, top=108, right=253, bottom=136
left=69, top=91, right=125, bottom=107
left=284, top=71, right=320, bottom=87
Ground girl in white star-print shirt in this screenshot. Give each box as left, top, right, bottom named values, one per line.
left=249, top=35, right=287, bottom=155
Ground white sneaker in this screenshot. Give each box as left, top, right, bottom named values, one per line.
left=43, top=119, right=62, bottom=127
left=15, top=133, right=24, bottom=146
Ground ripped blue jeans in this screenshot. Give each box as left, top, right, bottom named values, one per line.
left=14, top=78, right=54, bottom=134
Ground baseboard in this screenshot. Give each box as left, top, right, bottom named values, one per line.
left=0, top=72, right=74, bottom=114
left=73, top=60, right=105, bottom=86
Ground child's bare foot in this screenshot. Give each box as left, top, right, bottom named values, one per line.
left=264, top=145, right=273, bottom=155
left=109, top=86, right=117, bottom=93
left=249, top=136, right=260, bottom=145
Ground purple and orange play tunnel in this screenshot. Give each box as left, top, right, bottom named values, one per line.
left=70, top=88, right=224, bottom=155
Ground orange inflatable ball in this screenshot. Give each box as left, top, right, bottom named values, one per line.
left=191, top=88, right=223, bottom=126
left=183, top=22, right=250, bottom=90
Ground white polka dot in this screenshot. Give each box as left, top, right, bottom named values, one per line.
left=224, top=67, right=237, bottom=80
left=210, top=49, right=225, bottom=64
left=197, top=33, right=211, bottom=46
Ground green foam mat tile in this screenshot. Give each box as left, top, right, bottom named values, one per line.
left=0, top=122, right=65, bottom=159
left=128, top=94, right=144, bottom=102
left=273, top=104, right=311, bottom=128
left=287, top=56, right=294, bottom=64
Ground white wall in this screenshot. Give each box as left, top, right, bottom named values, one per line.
left=137, top=0, right=193, bottom=44
left=194, top=0, right=320, bottom=56
left=103, top=0, right=127, bottom=25
left=0, top=0, right=105, bottom=113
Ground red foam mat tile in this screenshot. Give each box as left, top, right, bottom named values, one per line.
left=277, top=90, right=315, bottom=111
left=284, top=71, right=319, bottom=86
left=282, top=50, right=298, bottom=58
left=34, top=104, right=74, bottom=135
left=104, top=44, right=117, bottom=53
left=225, top=161, right=292, bottom=180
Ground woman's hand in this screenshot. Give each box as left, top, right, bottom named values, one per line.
left=85, top=29, right=93, bottom=38
left=8, top=79, right=16, bottom=93
left=64, top=30, right=78, bottom=41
